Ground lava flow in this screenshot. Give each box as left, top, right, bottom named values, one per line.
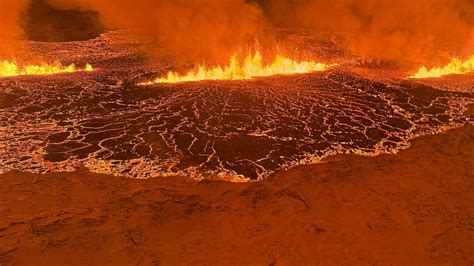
left=141, top=52, right=332, bottom=85
left=0, top=60, right=93, bottom=77
left=409, top=55, right=474, bottom=79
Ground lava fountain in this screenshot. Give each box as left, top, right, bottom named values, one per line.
left=140, top=52, right=332, bottom=85
left=409, top=55, right=474, bottom=78
left=0, top=60, right=93, bottom=77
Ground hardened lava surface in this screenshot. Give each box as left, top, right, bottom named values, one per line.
left=1, top=32, right=473, bottom=180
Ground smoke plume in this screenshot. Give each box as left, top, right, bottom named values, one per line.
left=0, top=0, right=28, bottom=58
left=46, top=0, right=267, bottom=63
left=257, top=0, right=474, bottom=64
left=1, top=0, right=474, bottom=66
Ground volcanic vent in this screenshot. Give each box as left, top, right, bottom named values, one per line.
left=0, top=31, right=473, bottom=180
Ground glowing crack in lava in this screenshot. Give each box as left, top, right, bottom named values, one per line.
left=409, top=55, right=474, bottom=79
left=141, top=52, right=332, bottom=85
left=0, top=31, right=473, bottom=180
left=0, top=60, right=93, bottom=77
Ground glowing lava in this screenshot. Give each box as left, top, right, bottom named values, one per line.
left=0, top=60, right=93, bottom=77
left=409, top=55, right=474, bottom=79
left=141, top=52, right=332, bottom=85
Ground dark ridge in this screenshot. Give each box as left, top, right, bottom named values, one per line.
left=20, top=0, right=106, bottom=42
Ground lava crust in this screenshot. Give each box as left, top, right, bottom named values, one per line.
left=0, top=32, right=473, bottom=180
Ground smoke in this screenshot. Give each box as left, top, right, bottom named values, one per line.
left=46, top=0, right=267, bottom=63
left=44, top=0, right=474, bottom=64
left=257, top=0, right=474, bottom=64
left=0, top=0, right=28, bottom=58
left=1, top=0, right=473, bottom=65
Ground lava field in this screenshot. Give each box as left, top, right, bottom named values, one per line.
left=1, top=31, right=473, bottom=180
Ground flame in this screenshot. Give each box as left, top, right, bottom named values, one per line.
left=141, top=52, right=332, bottom=85
left=409, top=55, right=474, bottom=79
left=0, top=60, right=93, bottom=77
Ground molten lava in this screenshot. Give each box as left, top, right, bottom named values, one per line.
left=0, top=60, right=93, bottom=77
left=141, top=52, right=332, bottom=85
left=409, top=55, right=474, bottom=79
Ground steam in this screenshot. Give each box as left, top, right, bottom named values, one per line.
left=0, top=0, right=28, bottom=58
left=258, top=0, right=474, bottom=64
left=1, top=0, right=473, bottom=66
left=46, top=0, right=267, bottom=63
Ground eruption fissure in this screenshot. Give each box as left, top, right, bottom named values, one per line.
left=0, top=60, right=93, bottom=77
left=140, top=52, right=333, bottom=85
left=409, top=55, right=474, bottom=78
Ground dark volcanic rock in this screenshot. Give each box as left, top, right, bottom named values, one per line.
left=0, top=32, right=473, bottom=179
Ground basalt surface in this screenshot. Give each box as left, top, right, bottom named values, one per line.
left=1, top=31, right=473, bottom=179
